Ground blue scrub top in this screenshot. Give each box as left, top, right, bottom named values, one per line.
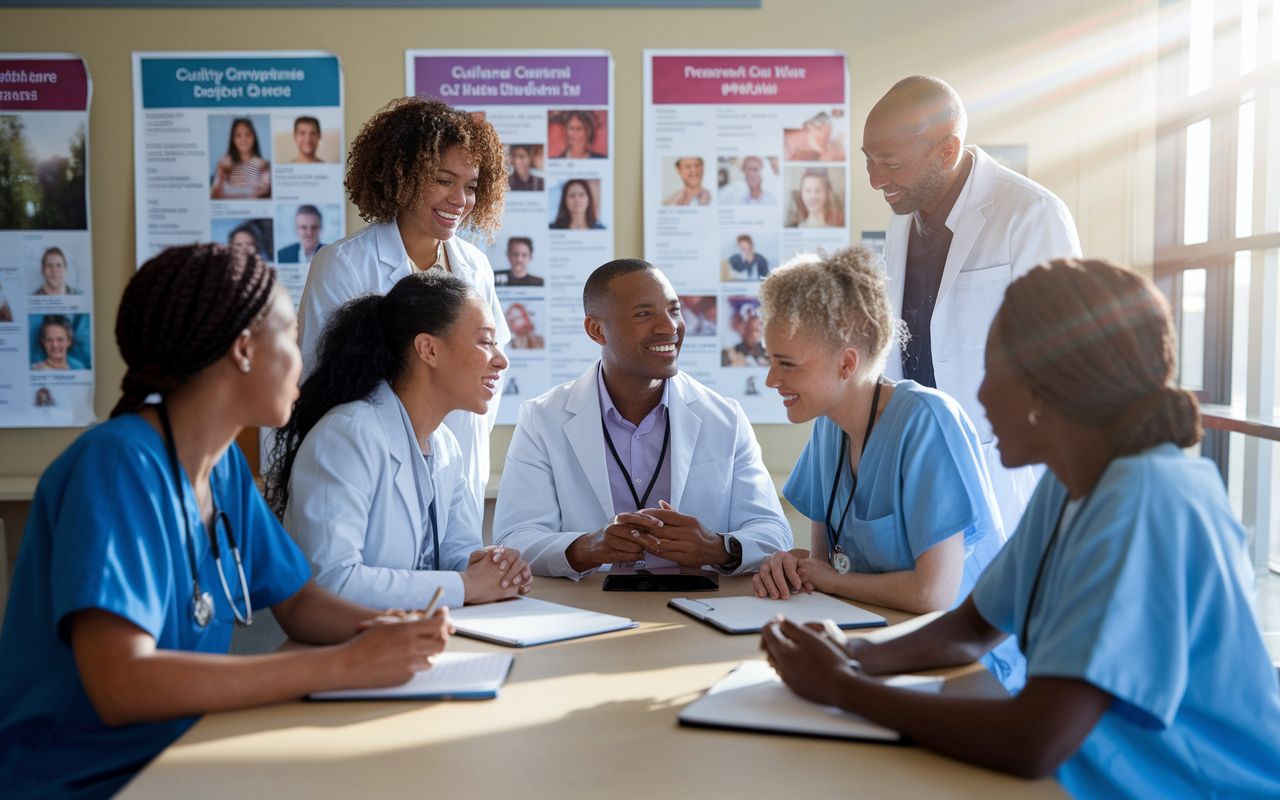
left=972, top=443, right=1280, bottom=799
left=0, top=414, right=312, bottom=800
left=783, top=381, right=1024, bottom=688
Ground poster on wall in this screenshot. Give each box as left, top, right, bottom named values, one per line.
left=0, top=53, right=94, bottom=428
left=643, top=50, right=849, bottom=423
left=407, top=49, right=614, bottom=423
left=131, top=51, right=345, bottom=306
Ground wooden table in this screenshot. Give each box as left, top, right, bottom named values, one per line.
left=118, top=575, right=1067, bottom=800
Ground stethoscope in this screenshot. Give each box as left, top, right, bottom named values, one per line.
left=157, top=402, right=253, bottom=628
left=823, top=376, right=884, bottom=574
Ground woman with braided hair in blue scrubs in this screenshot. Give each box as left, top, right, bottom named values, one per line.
left=0, top=244, right=453, bottom=800
left=761, top=257, right=1280, bottom=798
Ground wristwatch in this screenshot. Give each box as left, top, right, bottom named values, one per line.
left=717, top=534, right=743, bottom=571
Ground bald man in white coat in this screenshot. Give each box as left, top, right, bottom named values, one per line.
left=862, top=76, right=1081, bottom=533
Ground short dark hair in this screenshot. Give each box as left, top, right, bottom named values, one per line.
left=296, top=204, right=321, bottom=220
left=507, top=236, right=533, bottom=254
left=294, top=116, right=320, bottom=133
left=583, top=258, right=657, bottom=318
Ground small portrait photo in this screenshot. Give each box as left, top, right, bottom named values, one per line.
left=34, top=386, right=56, bottom=407
left=493, top=236, right=544, bottom=286
left=29, top=312, right=91, bottom=371
left=273, top=112, right=342, bottom=164
left=785, top=166, right=846, bottom=229
left=506, top=144, right=546, bottom=192
left=209, top=114, right=272, bottom=200
left=717, top=155, right=780, bottom=205
left=547, top=110, right=608, bottom=159
left=25, top=238, right=89, bottom=298
left=0, top=279, right=12, bottom=323
left=784, top=109, right=847, bottom=162
left=0, top=113, right=87, bottom=230
left=549, top=178, right=605, bottom=230
left=502, top=299, right=545, bottom=350
left=677, top=295, right=717, bottom=336
left=212, top=217, right=274, bottom=263
left=661, top=156, right=712, bottom=207
left=275, top=204, right=339, bottom=264
left=720, top=231, right=778, bottom=282
left=721, top=296, right=769, bottom=368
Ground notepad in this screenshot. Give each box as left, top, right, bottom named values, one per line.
left=678, top=660, right=943, bottom=742
left=669, top=591, right=887, bottom=634
left=308, top=652, right=513, bottom=701
left=448, top=596, right=638, bottom=647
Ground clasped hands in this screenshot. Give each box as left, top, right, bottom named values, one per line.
left=753, top=548, right=845, bottom=599
left=566, top=500, right=729, bottom=572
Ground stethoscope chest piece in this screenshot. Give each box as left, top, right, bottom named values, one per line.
left=192, top=589, right=215, bottom=628
left=830, top=548, right=852, bottom=575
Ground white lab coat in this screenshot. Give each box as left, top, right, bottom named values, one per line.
left=883, top=145, right=1082, bottom=532
left=493, top=363, right=793, bottom=578
left=296, top=222, right=510, bottom=522
left=283, top=381, right=481, bottom=611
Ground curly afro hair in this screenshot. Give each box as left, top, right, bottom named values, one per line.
left=346, top=96, right=508, bottom=240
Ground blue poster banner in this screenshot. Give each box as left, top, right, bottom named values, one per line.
left=139, top=56, right=341, bottom=109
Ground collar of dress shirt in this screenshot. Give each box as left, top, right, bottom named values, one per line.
left=596, top=362, right=670, bottom=435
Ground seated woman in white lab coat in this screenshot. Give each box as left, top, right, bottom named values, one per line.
left=753, top=247, right=1023, bottom=690
left=268, top=271, right=531, bottom=610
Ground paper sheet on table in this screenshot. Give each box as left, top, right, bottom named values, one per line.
left=448, top=596, right=638, bottom=647
left=679, top=660, right=943, bottom=742
left=309, top=652, right=512, bottom=701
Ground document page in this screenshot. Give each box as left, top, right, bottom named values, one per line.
left=670, top=591, right=886, bottom=633
left=309, top=652, right=513, bottom=701
left=449, top=595, right=637, bottom=647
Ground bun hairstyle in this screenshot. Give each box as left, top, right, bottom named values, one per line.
left=265, top=270, right=476, bottom=516
left=996, top=257, right=1202, bottom=456
left=758, top=246, right=902, bottom=374
left=111, top=243, right=276, bottom=419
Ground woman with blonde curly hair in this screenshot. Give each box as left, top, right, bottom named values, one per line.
left=296, top=96, right=511, bottom=520
left=754, top=245, right=1022, bottom=690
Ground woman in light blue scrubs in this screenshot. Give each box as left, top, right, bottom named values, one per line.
left=266, top=271, right=531, bottom=610
left=761, top=258, right=1280, bottom=798
left=0, top=245, right=452, bottom=800
left=753, top=247, right=1022, bottom=688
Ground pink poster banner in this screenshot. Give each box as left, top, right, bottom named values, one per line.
left=651, top=54, right=844, bottom=105
left=0, top=57, right=90, bottom=111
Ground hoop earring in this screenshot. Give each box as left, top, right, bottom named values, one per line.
left=1028, top=409, right=1039, bottom=426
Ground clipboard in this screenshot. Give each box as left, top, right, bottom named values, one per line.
left=678, top=660, right=943, bottom=743
left=308, top=652, right=513, bottom=701
left=669, top=591, right=886, bottom=634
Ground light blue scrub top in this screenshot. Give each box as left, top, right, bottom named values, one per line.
left=0, top=414, right=312, bottom=800
left=783, top=381, right=1024, bottom=689
left=972, top=443, right=1280, bottom=799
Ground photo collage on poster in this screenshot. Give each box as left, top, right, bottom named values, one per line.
left=131, top=51, right=345, bottom=306
left=644, top=51, right=850, bottom=422
left=408, top=50, right=614, bottom=423
left=0, top=54, right=95, bottom=428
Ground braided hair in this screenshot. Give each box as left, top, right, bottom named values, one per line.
left=996, top=257, right=1202, bottom=457
left=264, top=270, right=476, bottom=517
left=111, top=243, right=276, bottom=418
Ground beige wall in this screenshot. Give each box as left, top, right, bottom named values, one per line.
left=0, top=1, right=1157, bottom=549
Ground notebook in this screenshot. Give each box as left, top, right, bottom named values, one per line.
left=669, top=591, right=887, bottom=634
left=448, top=595, right=638, bottom=647
left=308, top=652, right=513, bottom=701
left=678, top=660, right=944, bottom=742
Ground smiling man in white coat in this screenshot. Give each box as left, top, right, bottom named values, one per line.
left=862, top=76, right=1081, bottom=533
left=494, top=259, right=792, bottom=578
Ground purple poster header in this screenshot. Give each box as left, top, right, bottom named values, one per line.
left=414, top=55, right=609, bottom=106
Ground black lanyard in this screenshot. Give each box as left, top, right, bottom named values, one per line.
left=601, top=415, right=671, bottom=511
left=1021, top=493, right=1089, bottom=653
left=823, top=377, right=884, bottom=560
left=420, top=496, right=440, bottom=572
